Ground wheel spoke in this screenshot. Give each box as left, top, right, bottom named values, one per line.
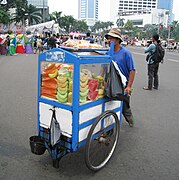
left=85, top=111, right=120, bottom=171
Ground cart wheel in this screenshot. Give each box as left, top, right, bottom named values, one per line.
left=52, top=159, right=59, bottom=168
left=85, top=110, right=120, bottom=171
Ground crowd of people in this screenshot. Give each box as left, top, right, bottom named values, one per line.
left=1, top=28, right=166, bottom=128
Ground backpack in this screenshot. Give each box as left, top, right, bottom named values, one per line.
left=154, top=44, right=165, bottom=63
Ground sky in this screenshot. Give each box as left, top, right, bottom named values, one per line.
left=48, top=0, right=179, bottom=21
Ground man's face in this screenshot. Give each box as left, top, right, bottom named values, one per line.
left=107, top=36, right=120, bottom=46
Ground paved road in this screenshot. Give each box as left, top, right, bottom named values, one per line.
left=0, top=47, right=179, bottom=180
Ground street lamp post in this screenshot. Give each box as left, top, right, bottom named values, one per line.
left=43, top=0, right=45, bottom=22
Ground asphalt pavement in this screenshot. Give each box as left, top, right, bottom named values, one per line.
left=0, top=47, right=179, bottom=180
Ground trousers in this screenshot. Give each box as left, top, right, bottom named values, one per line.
left=148, top=63, right=159, bottom=89
left=122, top=95, right=132, bottom=122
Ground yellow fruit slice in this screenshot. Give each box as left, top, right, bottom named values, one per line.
left=80, top=74, right=88, bottom=82
left=80, top=80, right=88, bottom=88
left=57, top=81, right=68, bottom=88
left=57, top=76, right=67, bottom=83
left=98, top=89, right=104, bottom=95
left=80, top=85, right=88, bottom=92
left=69, top=81, right=73, bottom=92
left=48, top=69, right=58, bottom=78
left=58, top=86, right=68, bottom=91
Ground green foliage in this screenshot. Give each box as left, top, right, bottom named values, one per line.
left=0, top=7, right=10, bottom=24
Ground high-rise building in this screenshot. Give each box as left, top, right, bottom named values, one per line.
left=157, top=0, right=173, bottom=23
left=118, top=0, right=157, bottom=13
left=78, top=0, right=98, bottom=26
left=27, top=0, right=49, bottom=22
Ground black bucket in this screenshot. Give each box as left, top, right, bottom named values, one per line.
left=29, top=136, right=46, bottom=155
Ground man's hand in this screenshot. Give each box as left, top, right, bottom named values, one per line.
left=124, top=86, right=132, bottom=96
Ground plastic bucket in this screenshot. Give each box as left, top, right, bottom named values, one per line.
left=29, top=136, right=46, bottom=155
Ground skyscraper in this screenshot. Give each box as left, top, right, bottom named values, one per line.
left=27, top=0, right=49, bottom=22
left=157, top=0, right=173, bottom=23
left=78, top=0, right=98, bottom=26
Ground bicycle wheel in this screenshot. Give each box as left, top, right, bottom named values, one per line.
left=85, top=110, right=120, bottom=171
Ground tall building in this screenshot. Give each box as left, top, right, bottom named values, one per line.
left=78, top=0, right=98, bottom=26
left=27, top=0, right=49, bottom=22
left=115, top=0, right=172, bottom=28
left=118, top=0, right=157, bottom=13
left=157, top=0, right=174, bottom=23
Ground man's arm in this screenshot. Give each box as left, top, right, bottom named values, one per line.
left=125, top=70, right=135, bottom=95
left=144, top=44, right=155, bottom=53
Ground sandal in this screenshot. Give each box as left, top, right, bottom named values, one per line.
left=127, top=116, right=136, bottom=127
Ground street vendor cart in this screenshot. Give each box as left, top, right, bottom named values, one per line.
left=29, top=45, right=123, bottom=171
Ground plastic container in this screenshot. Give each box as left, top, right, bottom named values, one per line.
left=29, top=136, right=46, bottom=155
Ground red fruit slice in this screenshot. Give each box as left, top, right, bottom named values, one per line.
left=88, top=79, right=98, bottom=92
left=41, top=82, right=57, bottom=89
left=41, top=87, right=57, bottom=94
left=41, top=92, right=56, bottom=99
left=88, top=91, right=98, bottom=100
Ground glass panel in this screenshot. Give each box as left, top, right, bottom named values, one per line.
left=79, top=63, right=109, bottom=103
left=40, top=62, right=73, bottom=104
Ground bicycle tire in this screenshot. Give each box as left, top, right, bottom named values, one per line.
left=85, top=110, right=120, bottom=171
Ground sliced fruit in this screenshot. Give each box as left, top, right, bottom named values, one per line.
left=42, top=66, right=57, bottom=76
left=98, top=88, right=104, bottom=95
left=44, top=63, right=56, bottom=71
left=80, top=85, right=89, bottom=92
left=56, top=95, right=67, bottom=103
left=80, top=80, right=88, bottom=88
left=88, top=79, right=98, bottom=92
left=42, top=78, right=57, bottom=84
left=57, top=81, right=68, bottom=88
left=57, top=91, right=68, bottom=99
left=57, top=76, right=67, bottom=83
left=98, top=95, right=104, bottom=99
left=57, top=88, right=68, bottom=95
left=80, top=89, right=89, bottom=97
left=42, top=82, right=57, bottom=89
left=48, top=69, right=58, bottom=78
left=41, top=92, right=56, bottom=99
left=58, top=86, right=68, bottom=91
left=88, top=91, right=98, bottom=100
left=80, top=96, right=87, bottom=103
left=80, top=74, right=88, bottom=82
left=68, top=92, right=72, bottom=103
left=41, top=87, right=57, bottom=94
left=69, top=81, right=73, bottom=92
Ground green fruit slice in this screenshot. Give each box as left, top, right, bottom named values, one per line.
left=57, top=91, right=68, bottom=99
left=80, top=96, right=87, bottom=103
left=56, top=95, right=67, bottom=103
left=57, top=88, right=68, bottom=95
left=80, top=89, right=89, bottom=97
left=80, top=80, right=88, bottom=88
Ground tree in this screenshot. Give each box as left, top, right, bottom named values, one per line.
left=116, top=18, right=125, bottom=28
left=0, top=7, right=10, bottom=24
left=73, top=20, right=88, bottom=32
left=11, top=1, right=42, bottom=26
left=60, top=15, right=76, bottom=33
left=49, top=11, right=62, bottom=26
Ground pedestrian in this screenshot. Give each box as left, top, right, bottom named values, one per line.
left=34, top=36, right=43, bottom=54
left=143, top=34, right=160, bottom=90
left=105, top=28, right=136, bottom=127
left=85, top=32, right=94, bottom=43
left=5, top=35, right=12, bottom=56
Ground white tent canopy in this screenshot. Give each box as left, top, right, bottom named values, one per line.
left=25, top=20, right=55, bottom=33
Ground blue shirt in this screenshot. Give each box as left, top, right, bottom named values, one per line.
left=144, top=43, right=156, bottom=64
left=106, top=46, right=135, bottom=81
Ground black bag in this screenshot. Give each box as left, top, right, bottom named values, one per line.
left=154, top=44, right=165, bottom=63
left=105, top=62, right=126, bottom=101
